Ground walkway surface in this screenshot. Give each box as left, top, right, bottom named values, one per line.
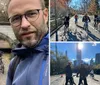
left=51, top=74, right=100, bottom=85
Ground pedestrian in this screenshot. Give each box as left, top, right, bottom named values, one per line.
left=82, top=13, right=91, bottom=31
left=64, top=14, right=70, bottom=28
left=77, top=64, right=88, bottom=85
left=6, top=0, right=49, bottom=85
left=65, top=62, right=74, bottom=85
left=74, top=14, right=78, bottom=24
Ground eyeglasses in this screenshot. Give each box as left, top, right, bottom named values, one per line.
left=9, top=9, right=42, bottom=27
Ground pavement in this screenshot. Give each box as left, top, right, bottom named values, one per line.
left=50, top=15, right=100, bottom=41
left=51, top=75, right=65, bottom=85
left=51, top=74, right=100, bottom=85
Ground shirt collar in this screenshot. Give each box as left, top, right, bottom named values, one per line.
left=12, top=33, right=49, bottom=57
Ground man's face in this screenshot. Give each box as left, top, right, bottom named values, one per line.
left=8, top=0, right=48, bottom=47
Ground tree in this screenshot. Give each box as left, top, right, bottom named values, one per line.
left=80, top=0, right=91, bottom=13
left=88, top=0, right=97, bottom=14
left=94, top=64, right=100, bottom=69
left=0, top=0, right=9, bottom=22
left=95, top=0, right=100, bottom=14
left=50, top=50, right=69, bottom=75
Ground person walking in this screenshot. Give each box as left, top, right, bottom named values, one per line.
left=65, top=62, right=73, bottom=85
left=77, top=64, right=88, bottom=85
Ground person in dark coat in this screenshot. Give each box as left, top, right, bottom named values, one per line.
left=82, top=13, right=91, bottom=30
left=82, top=13, right=91, bottom=23
left=64, top=14, right=70, bottom=28
left=65, top=62, right=73, bottom=85
left=77, top=64, right=88, bottom=85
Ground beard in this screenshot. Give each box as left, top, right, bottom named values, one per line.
left=14, top=24, right=47, bottom=48
left=13, top=16, right=48, bottom=48
left=19, top=32, right=41, bottom=48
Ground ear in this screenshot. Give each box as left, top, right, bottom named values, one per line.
left=43, top=8, right=48, bottom=24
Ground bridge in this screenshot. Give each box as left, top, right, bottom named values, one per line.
left=0, top=25, right=16, bottom=49
left=0, top=25, right=16, bottom=40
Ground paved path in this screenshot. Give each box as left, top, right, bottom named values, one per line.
left=50, top=15, right=100, bottom=41
left=51, top=74, right=100, bottom=85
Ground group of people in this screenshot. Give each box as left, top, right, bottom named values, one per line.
left=1, top=0, right=99, bottom=85
left=65, top=62, right=89, bottom=85
left=64, top=13, right=100, bottom=32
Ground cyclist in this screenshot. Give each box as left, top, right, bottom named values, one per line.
left=64, top=14, right=70, bottom=35
left=74, top=14, right=78, bottom=24
left=82, top=13, right=91, bottom=31
left=94, top=13, right=98, bottom=27
left=64, top=14, right=70, bottom=28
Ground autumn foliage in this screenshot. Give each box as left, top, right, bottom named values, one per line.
left=50, top=0, right=71, bottom=8
left=88, top=0, right=97, bottom=14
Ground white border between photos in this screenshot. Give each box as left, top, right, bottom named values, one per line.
left=49, top=0, right=50, bottom=85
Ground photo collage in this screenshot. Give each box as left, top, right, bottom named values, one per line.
left=0, top=0, right=100, bottom=85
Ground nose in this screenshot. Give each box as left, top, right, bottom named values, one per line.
left=20, top=16, right=30, bottom=29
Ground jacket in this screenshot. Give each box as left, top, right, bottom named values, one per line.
left=66, top=65, right=72, bottom=77
left=64, top=16, right=70, bottom=23
left=82, top=15, right=91, bottom=22
left=6, top=33, right=49, bottom=85
left=77, top=65, right=88, bottom=78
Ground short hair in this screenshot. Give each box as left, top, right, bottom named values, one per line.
left=7, top=0, right=46, bottom=9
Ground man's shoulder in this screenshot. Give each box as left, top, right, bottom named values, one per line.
left=9, top=57, right=15, bottom=66
left=9, top=56, right=18, bottom=68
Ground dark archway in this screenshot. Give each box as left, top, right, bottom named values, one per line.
left=0, top=32, right=15, bottom=48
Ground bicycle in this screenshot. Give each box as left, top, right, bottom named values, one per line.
left=64, top=21, right=69, bottom=33
left=94, top=18, right=98, bottom=27
left=83, top=22, right=88, bottom=32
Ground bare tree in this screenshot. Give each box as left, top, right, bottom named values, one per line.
left=80, top=0, right=91, bottom=13
left=88, top=0, right=97, bottom=14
